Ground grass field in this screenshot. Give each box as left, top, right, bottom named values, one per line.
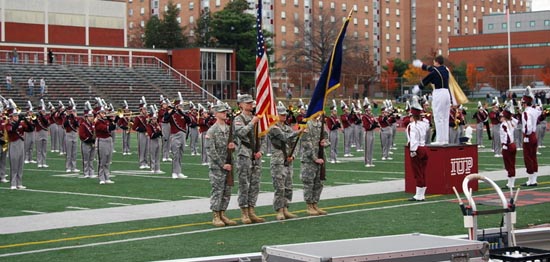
left=1, top=109, right=549, bottom=261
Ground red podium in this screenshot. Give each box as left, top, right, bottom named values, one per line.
left=405, top=144, right=479, bottom=194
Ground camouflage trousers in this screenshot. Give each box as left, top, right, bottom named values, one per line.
left=209, top=169, right=232, bottom=211
left=300, top=162, right=323, bottom=204
left=271, top=163, right=293, bottom=211
left=237, top=155, right=261, bottom=207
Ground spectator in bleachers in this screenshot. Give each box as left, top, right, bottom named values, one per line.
left=11, top=48, right=18, bottom=64
left=5, top=74, right=12, bottom=90
left=39, top=78, right=46, bottom=98
left=27, top=77, right=35, bottom=96
left=48, top=49, right=54, bottom=64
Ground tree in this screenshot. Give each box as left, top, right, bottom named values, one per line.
left=484, top=51, right=522, bottom=91
left=210, top=0, right=257, bottom=91
left=380, top=59, right=399, bottom=96
left=448, top=61, right=468, bottom=92
left=193, top=8, right=216, bottom=47
left=144, top=16, right=162, bottom=48
left=466, top=63, right=478, bottom=90
left=402, top=64, right=427, bottom=86
left=143, top=1, right=188, bottom=49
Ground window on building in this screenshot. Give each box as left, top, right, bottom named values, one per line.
left=464, top=27, right=468, bottom=34
left=281, top=25, right=286, bottom=33
left=516, top=21, right=521, bottom=28
left=488, top=23, right=494, bottom=30
left=386, top=33, right=390, bottom=40
left=353, top=4, right=357, bottom=11
left=187, top=16, right=192, bottom=24
left=365, top=31, right=369, bottom=39
left=501, top=22, right=507, bottom=29
left=473, top=6, right=476, bottom=12
left=305, top=0, right=310, bottom=8
left=438, top=37, right=442, bottom=44
left=128, top=0, right=132, bottom=2
left=396, top=46, right=400, bottom=53
left=396, top=34, right=400, bottom=41
left=140, top=7, right=145, bottom=15
left=438, top=13, right=442, bottom=20
left=473, top=17, right=477, bottom=23
left=294, top=26, right=299, bottom=34
left=330, top=2, right=335, bottom=9
left=294, top=0, right=299, bottom=6
left=281, top=11, right=286, bottom=19
left=364, top=18, right=369, bottom=26
left=129, top=22, right=134, bottom=28
left=318, top=1, right=322, bottom=8
left=396, top=9, right=400, bottom=16
left=129, top=9, right=133, bottom=16
left=464, top=16, right=468, bottom=22
left=385, top=20, right=390, bottom=27
left=447, top=14, right=451, bottom=21
left=386, top=46, right=390, bottom=53
left=447, top=2, right=450, bottom=8
left=281, top=40, right=286, bottom=47
left=545, top=20, right=550, bottom=26
left=176, top=3, right=181, bottom=9
left=473, top=28, right=477, bottom=34
left=385, top=8, right=390, bottom=14
left=464, top=4, right=468, bottom=11
left=438, top=25, right=441, bottom=32
left=294, top=12, right=299, bottom=20
left=331, top=16, right=335, bottom=22
left=189, top=2, right=194, bottom=10
left=396, top=21, right=400, bottom=28
left=481, top=6, right=485, bottom=13
left=353, top=31, right=358, bottom=39
left=447, top=26, right=451, bottom=32
left=353, top=17, right=357, bottom=25
left=342, top=3, right=346, bottom=11
left=438, top=1, right=441, bottom=8
left=140, top=20, right=145, bottom=27
left=364, top=5, right=368, bottom=12
left=396, top=0, right=400, bottom=3
left=216, top=0, right=220, bottom=7
left=530, top=21, right=536, bottom=27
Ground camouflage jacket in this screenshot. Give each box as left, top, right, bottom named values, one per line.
left=301, top=119, right=329, bottom=163
left=205, top=122, right=231, bottom=170
left=268, top=122, right=299, bottom=165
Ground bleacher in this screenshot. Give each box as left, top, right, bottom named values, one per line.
left=0, top=63, right=208, bottom=112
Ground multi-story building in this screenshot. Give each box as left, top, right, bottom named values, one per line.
left=127, top=0, right=529, bottom=75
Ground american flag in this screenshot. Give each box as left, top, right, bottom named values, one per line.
left=255, top=0, right=277, bottom=137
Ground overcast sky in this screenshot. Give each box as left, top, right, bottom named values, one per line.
left=531, top=0, right=550, bottom=11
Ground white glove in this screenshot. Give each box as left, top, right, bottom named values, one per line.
left=410, top=151, right=417, bottom=158
left=502, top=145, right=508, bottom=150
left=412, top=85, right=420, bottom=95
left=524, top=137, right=529, bottom=143
left=412, top=59, right=423, bottom=68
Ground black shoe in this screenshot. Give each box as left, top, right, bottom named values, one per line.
left=408, top=197, right=424, bottom=201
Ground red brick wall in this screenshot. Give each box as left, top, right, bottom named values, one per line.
left=5, top=22, right=45, bottom=43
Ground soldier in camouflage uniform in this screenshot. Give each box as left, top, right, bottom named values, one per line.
left=206, top=102, right=237, bottom=227
left=301, top=114, right=330, bottom=216
left=234, top=94, right=264, bottom=224
left=268, top=104, right=300, bottom=220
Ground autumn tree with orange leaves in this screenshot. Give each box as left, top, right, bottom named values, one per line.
left=402, top=64, right=427, bottom=86
left=466, top=63, right=478, bottom=90
left=381, top=59, right=399, bottom=95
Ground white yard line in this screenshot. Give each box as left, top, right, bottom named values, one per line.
left=66, top=206, right=91, bottom=210
left=13, top=188, right=171, bottom=202
left=20, top=210, right=46, bottom=214
left=108, top=203, right=133, bottom=206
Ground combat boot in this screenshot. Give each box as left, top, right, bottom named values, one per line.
left=240, top=207, right=252, bottom=224
left=276, top=208, right=285, bottom=220
left=220, top=211, right=237, bottom=225
left=283, top=207, right=298, bottom=219
left=212, top=211, right=225, bottom=227
left=313, top=203, right=328, bottom=215
left=248, top=206, right=265, bottom=223
left=306, top=203, right=319, bottom=216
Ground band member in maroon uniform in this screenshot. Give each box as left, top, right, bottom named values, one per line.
left=340, top=102, right=353, bottom=157
left=165, top=99, right=189, bottom=179
left=132, top=104, right=149, bottom=169
left=146, top=110, right=163, bottom=174
left=158, top=99, right=172, bottom=162
left=488, top=100, right=502, bottom=157
left=118, top=102, right=132, bottom=155
left=7, top=108, right=29, bottom=189
left=187, top=105, right=199, bottom=156
left=95, top=108, right=117, bottom=184
left=63, top=105, right=80, bottom=172
left=500, top=102, right=518, bottom=189
left=326, top=106, right=341, bottom=164
left=378, top=107, right=396, bottom=160
left=521, top=89, right=540, bottom=187
left=53, top=103, right=66, bottom=155
left=79, top=109, right=96, bottom=178
left=198, top=105, right=214, bottom=165
left=472, top=101, right=490, bottom=147
left=361, top=101, right=378, bottom=167
left=35, top=101, right=51, bottom=168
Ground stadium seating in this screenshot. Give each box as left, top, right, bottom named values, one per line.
left=0, top=63, right=207, bottom=112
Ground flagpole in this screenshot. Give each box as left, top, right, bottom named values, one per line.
left=506, top=1, right=512, bottom=91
